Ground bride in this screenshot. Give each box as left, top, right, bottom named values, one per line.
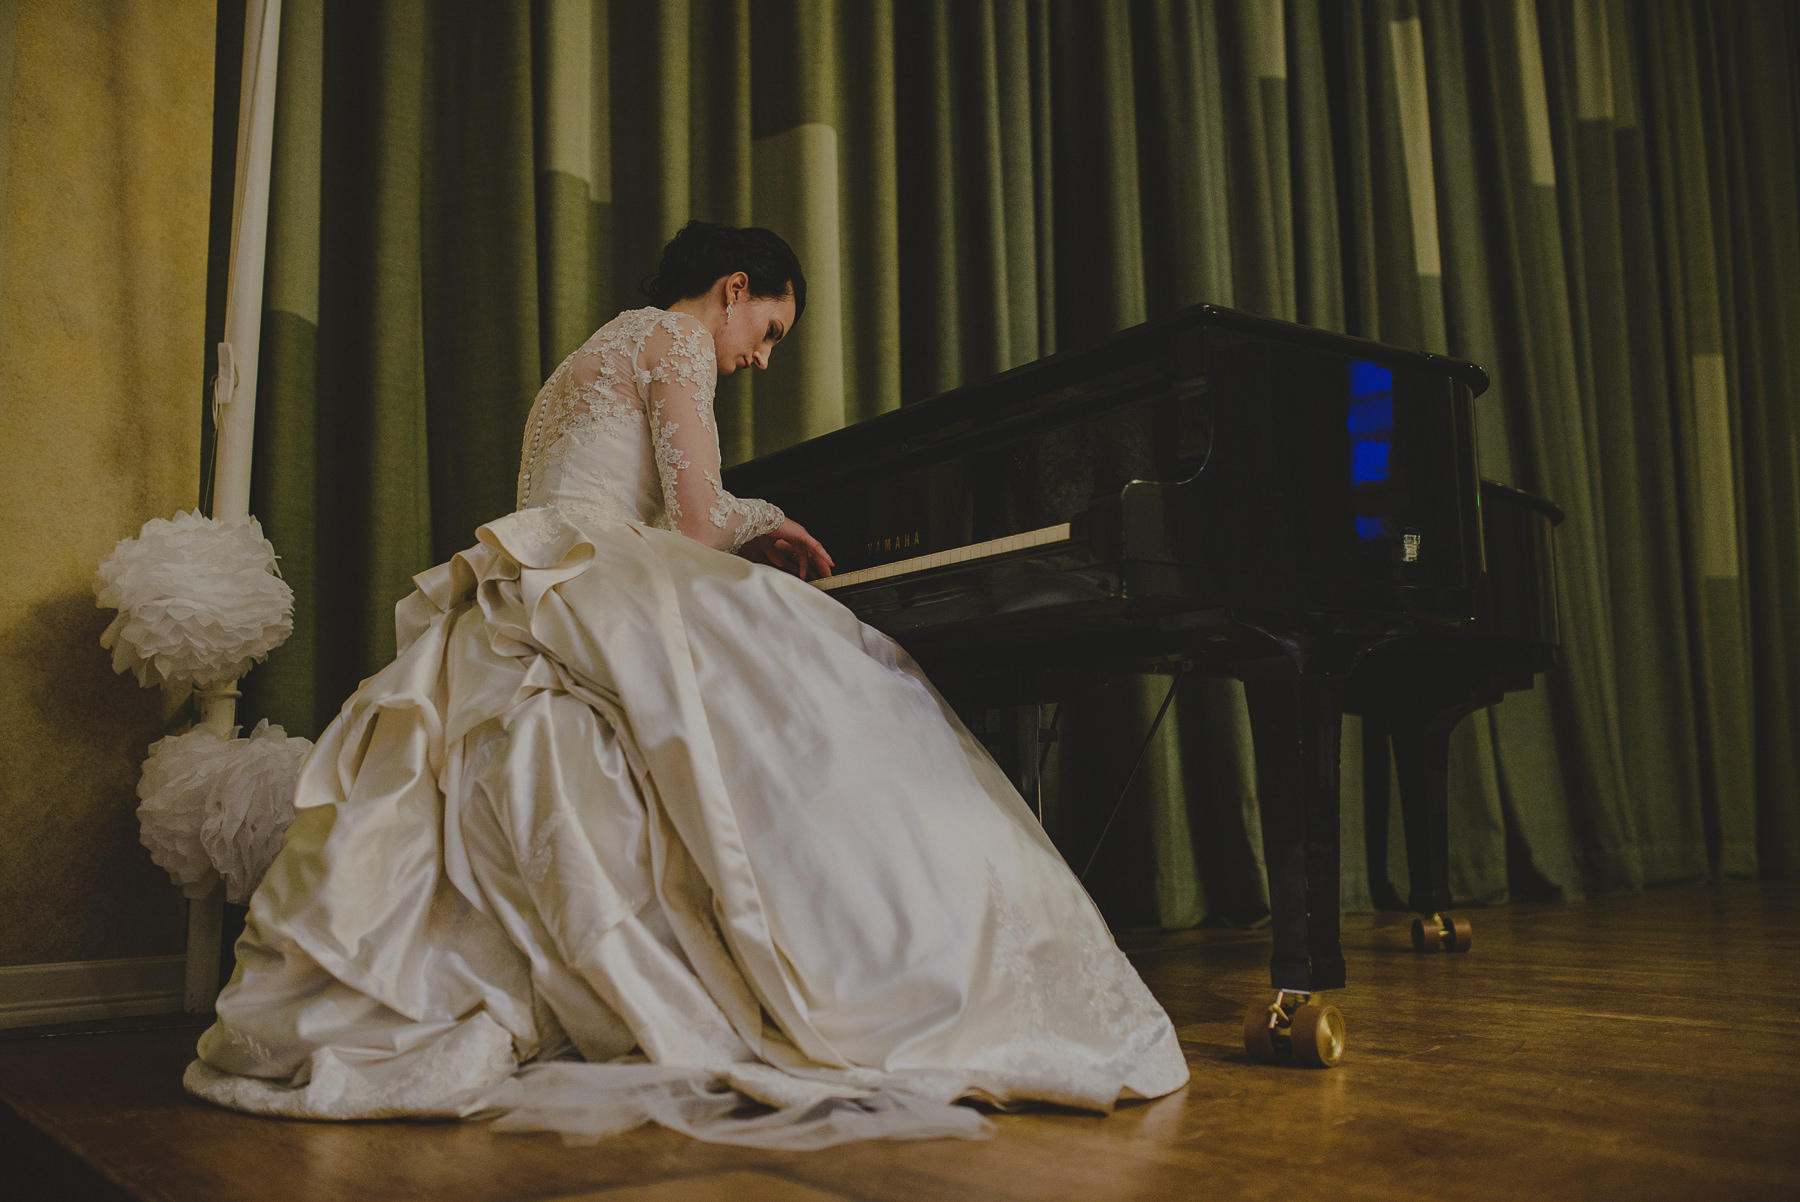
left=186, top=221, right=1189, bottom=1147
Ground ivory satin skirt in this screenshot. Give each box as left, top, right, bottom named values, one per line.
left=185, top=509, right=1188, bottom=1146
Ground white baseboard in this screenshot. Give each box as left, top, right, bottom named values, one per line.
left=0, top=955, right=187, bottom=1031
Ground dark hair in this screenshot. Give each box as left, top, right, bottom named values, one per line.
left=641, top=220, right=806, bottom=323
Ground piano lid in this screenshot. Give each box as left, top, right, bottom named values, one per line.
left=724, top=303, right=1489, bottom=497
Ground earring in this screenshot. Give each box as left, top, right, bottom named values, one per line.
left=726, top=301, right=734, bottom=325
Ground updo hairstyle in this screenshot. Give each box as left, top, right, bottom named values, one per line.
left=641, top=220, right=807, bottom=322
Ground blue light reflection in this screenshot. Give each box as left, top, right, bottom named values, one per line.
left=1350, top=361, right=1394, bottom=396
left=1351, top=439, right=1391, bottom=483
left=1348, top=361, right=1395, bottom=541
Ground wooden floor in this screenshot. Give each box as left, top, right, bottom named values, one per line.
left=5, top=883, right=1798, bottom=1202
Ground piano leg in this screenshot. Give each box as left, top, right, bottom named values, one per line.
left=964, top=703, right=1044, bottom=819
left=1010, top=703, right=1044, bottom=820
left=1392, top=721, right=1455, bottom=920
left=1387, top=695, right=1489, bottom=954
left=1243, top=676, right=1347, bottom=994
left=1360, top=717, right=1408, bottom=911
left=1239, top=672, right=1349, bottom=1068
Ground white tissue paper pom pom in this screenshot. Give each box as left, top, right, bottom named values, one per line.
left=136, top=721, right=312, bottom=904
left=95, top=510, right=294, bottom=689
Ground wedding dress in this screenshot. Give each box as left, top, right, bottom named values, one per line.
left=185, top=308, right=1189, bottom=1147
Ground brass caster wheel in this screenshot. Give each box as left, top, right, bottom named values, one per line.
left=1242, top=992, right=1345, bottom=1067
left=1289, top=1004, right=1346, bottom=1067
left=1412, top=912, right=1474, bottom=954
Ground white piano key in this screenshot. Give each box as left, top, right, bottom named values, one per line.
left=814, top=523, right=1072, bottom=591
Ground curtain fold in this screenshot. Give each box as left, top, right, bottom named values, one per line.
left=238, top=0, right=1800, bottom=931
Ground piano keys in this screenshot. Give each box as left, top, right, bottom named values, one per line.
left=723, top=303, right=1562, bottom=1066
left=814, top=522, right=1074, bottom=592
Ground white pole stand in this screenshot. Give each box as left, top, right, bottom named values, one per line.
left=183, top=682, right=241, bottom=1013
left=184, top=884, right=227, bottom=1014
left=185, top=0, right=281, bottom=1019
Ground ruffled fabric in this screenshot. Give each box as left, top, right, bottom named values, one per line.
left=137, top=720, right=313, bottom=903
left=95, top=511, right=294, bottom=688
left=484, top=1062, right=992, bottom=1148
left=182, top=1011, right=517, bottom=1120
left=187, top=509, right=1188, bottom=1147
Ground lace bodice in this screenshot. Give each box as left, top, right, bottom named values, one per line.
left=515, top=309, right=784, bottom=552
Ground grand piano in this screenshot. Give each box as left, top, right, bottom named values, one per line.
left=723, top=304, right=1562, bottom=1067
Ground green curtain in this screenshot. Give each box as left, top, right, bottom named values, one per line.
left=234, top=0, right=1800, bottom=933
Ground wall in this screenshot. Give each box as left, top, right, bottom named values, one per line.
left=0, top=0, right=216, bottom=999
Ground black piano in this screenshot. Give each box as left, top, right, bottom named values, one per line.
left=724, top=304, right=1561, bottom=1067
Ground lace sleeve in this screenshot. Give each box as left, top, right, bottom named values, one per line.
left=641, top=313, right=786, bottom=553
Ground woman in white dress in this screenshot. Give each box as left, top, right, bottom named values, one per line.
left=186, top=222, right=1189, bottom=1147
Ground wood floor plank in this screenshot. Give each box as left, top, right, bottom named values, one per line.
left=544, top=1169, right=855, bottom=1201
left=3, top=883, right=1797, bottom=1201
